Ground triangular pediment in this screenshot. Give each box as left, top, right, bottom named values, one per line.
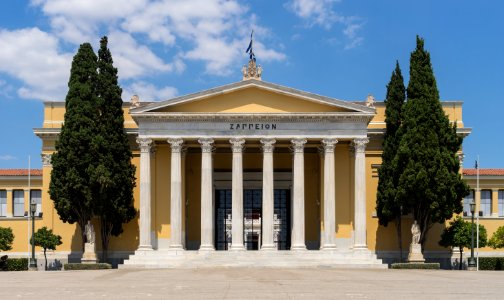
left=131, top=80, right=374, bottom=114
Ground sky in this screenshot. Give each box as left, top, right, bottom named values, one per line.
left=0, top=0, right=502, bottom=170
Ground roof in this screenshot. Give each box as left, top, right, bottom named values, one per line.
left=463, top=169, right=504, bottom=176
left=130, top=79, right=376, bottom=114
left=0, top=169, right=43, bottom=176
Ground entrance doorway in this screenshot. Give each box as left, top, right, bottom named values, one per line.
left=215, top=189, right=291, bottom=250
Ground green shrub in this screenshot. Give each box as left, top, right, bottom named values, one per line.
left=64, top=263, right=111, bottom=270
left=478, top=257, right=504, bottom=270
left=391, top=263, right=440, bottom=269
left=6, top=258, right=28, bottom=271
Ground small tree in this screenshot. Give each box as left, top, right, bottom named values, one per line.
left=0, top=227, right=14, bottom=251
left=376, top=61, right=406, bottom=261
left=488, top=226, right=504, bottom=249
left=32, top=227, right=62, bottom=270
left=439, top=217, right=487, bottom=270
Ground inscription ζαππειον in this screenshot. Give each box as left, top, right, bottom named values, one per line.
left=229, top=123, right=277, bottom=130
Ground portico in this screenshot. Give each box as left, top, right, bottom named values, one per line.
left=121, top=75, right=383, bottom=267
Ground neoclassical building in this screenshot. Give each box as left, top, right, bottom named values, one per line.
left=1, top=61, right=488, bottom=268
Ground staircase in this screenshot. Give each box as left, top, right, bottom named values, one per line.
left=120, top=249, right=387, bottom=269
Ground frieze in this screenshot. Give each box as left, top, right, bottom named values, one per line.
left=230, top=123, right=277, bottom=130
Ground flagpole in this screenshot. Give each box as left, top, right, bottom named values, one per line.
left=27, top=156, right=31, bottom=268
left=476, top=155, right=479, bottom=271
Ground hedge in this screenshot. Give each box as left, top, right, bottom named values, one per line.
left=391, top=263, right=440, bottom=270
left=64, top=263, right=112, bottom=270
left=478, top=257, right=504, bottom=270
left=2, top=258, right=29, bottom=271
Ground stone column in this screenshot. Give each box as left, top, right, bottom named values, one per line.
left=291, top=138, right=307, bottom=251
left=168, top=138, right=184, bottom=249
left=261, top=138, right=276, bottom=250
left=230, top=138, right=246, bottom=250
left=199, top=138, right=215, bottom=251
left=137, top=137, right=153, bottom=251
left=353, top=138, right=369, bottom=250
left=321, top=138, right=338, bottom=250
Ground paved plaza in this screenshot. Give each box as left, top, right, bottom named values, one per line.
left=0, top=267, right=503, bottom=299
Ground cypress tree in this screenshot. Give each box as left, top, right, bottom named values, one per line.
left=395, top=36, right=469, bottom=249
left=92, top=36, right=136, bottom=262
left=49, top=43, right=98, bottom=247
left=376, top=61, right=406, bottom=261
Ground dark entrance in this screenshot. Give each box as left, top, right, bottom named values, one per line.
left=214, top=188, right=291, bottom=250
left=243, top=189, right=262, bottom=250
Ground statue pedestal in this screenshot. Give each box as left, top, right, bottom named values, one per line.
left=81, top=242, right=98, bottom=264
left=407, top=243, right=425, bottom=263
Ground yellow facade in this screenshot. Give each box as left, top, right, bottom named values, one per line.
left=1, top=78, right=501, bottom=267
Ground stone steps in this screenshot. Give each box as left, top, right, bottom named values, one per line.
left=120, top=249, right=387, bottom=269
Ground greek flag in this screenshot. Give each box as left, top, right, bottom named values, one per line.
left=245, top=30, right=255, bottom=61
left=475, top=159, right=479, bottom=169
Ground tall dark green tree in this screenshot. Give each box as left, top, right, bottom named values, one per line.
left=395, top=36, right=469, bottom=249
left=376, top=61, right=406, bottom=261
left=92, top=36, right=136, bottom=262
left=49, top=43, right=98, bottom=246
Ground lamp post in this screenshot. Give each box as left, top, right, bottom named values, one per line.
left=29, top=202, right=37, bottom=270
left=468, top=201, right=476, bottom=270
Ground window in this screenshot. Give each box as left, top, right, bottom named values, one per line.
left=499, top=190, right=504, bottom=217
left=480, top=190, right=492, bottom=217
left=463, top=190, right=474, bottom=216
left=0, top=190, right=6, bottom=217
left=30, top=190, right=42, bottom=216
left=13, top=190, right=25, bottom=217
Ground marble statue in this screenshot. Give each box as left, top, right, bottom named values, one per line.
left=85, top=220, right=95, bottom=244
left=411, top=221, right=421, bottom=244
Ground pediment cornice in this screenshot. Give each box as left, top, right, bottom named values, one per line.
left=130, top=79, right=375, bottom=114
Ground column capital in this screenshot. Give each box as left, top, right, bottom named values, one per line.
left=198, top=138, right=214, bottom=153
left=291, top=138, right=307, bottom=153
left=260, top=138, right=276, bottom=153
left=136, top=137, right=153, bottom=153
left=41, top=153, right=52, bottom=167
left=230, top=137, right=245, bottom=153
left=322, top=138, right=338, bottom=153
left=352, top=138, right=369, bottom=153
left=167, top=138, right=184, bottom=153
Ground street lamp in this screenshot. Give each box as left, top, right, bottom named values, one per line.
left=468, top=202, right=476, bottom=270
left=29, top=202, right=37, bottom=270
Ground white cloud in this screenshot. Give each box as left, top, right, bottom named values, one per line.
left=0, top=1, right=286, bottom=101
left=107, top=31, right=175, bottom=79
left=0, top=155, right=17, bottom=161
left=123, top=81, right=178, bottom=102
left=0, top=28, right=72, bottom=100
left=286, top=0, right=364, bottom=49
left=31, top=0, right=285, bottom=75
left=0, top=79, right=14, bottom=98
left=287, top=0, right=343, bottom=29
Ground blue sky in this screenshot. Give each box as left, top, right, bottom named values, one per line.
left=0, top=0, right=502, bottom=169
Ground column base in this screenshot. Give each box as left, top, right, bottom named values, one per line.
left=137, top=245, right=154, bottom=251
left=260, top=244, right=277, bottom=251
left=320, top=244, right=337, bottom=251
left=198, top=245, right=215, bottom=252
left=169, top=244, right=184, bottom=250
left=290, top=245, right=307, bottom=251
left=230, top=244, right=245, bottom=251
